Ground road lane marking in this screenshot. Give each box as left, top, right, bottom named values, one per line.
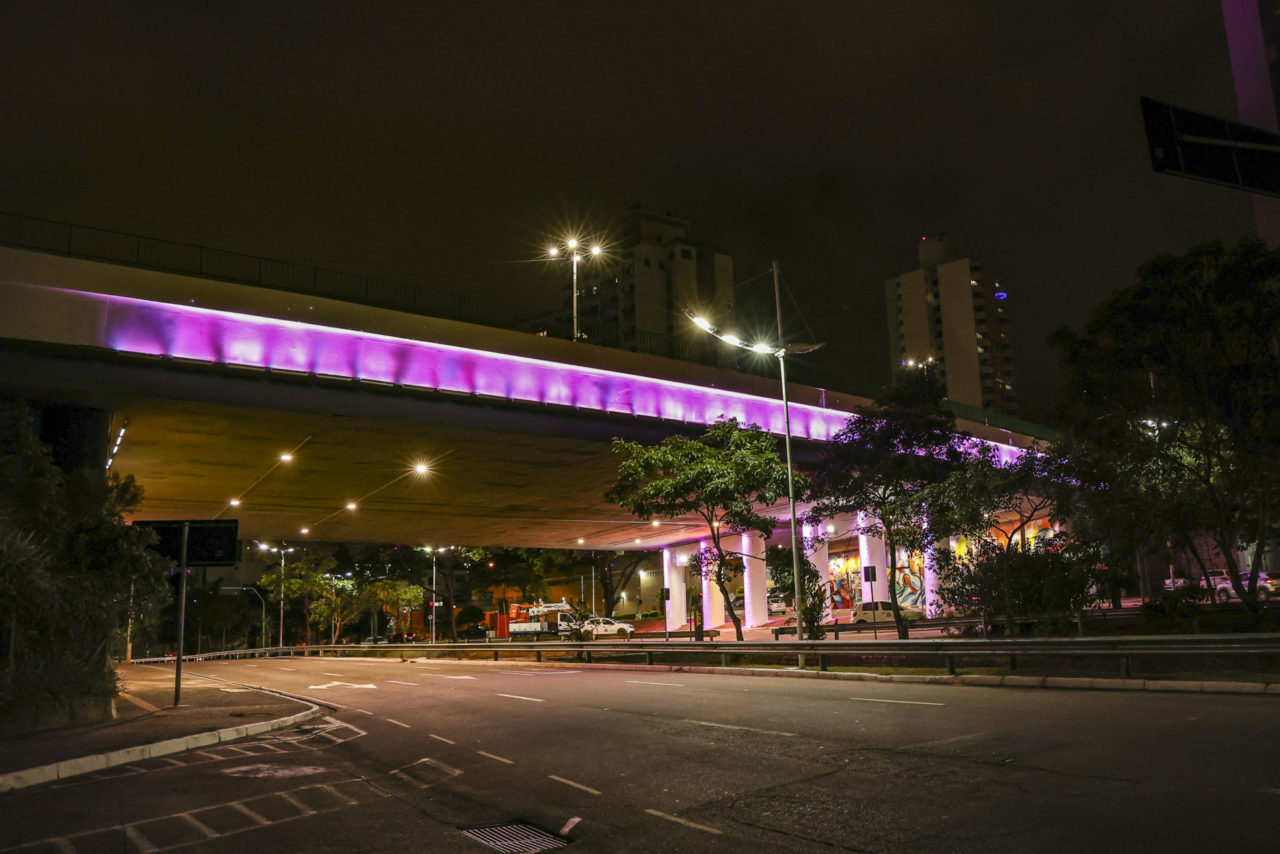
left=279, top=667, right=295, bottom=671
left=323, top=672, right=344, bottom=677
left=119, top=692, right=161, bottom=713
left=307, top=681, right=377, bottom=690
left=430, top=733, right=456, bottom=745
left=477, top=751, right=514, bottom=764
left=682, top=719, right=796, bottom=737
left=626, top=680, right=683, bottom=687
left=549, top=775, right=601, bottom=795
left=496, top=693, right=544, bottom=702
left=645, top=809, right=721, bottom=834
left=385, top=718, right=412, bottom=728
left=416, top=666, right=440, bottom=670
left=230, top=801, right=270, bottom=825
left=561, top=817, right=582, bottom=834
left=244, top=664, right=257, bottom=667
left=848, top=697, right=945, bottom=706
left=386, top=680, right=419, bottom=686
left=355, top=709, right=373, bottom=715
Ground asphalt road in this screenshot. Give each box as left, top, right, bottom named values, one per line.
left=2, top=657, right=1276, bottom=853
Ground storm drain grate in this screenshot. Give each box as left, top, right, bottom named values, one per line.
left=460, top=822, right=569, bottom=852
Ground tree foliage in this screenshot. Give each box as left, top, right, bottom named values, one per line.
left=0, top=403, right=168, bottom=715
left=608, top=418, right=793, bottom=641
left=1050, top=239, right=1280, bottom=618
left=808, top=365, right=970, bottom=638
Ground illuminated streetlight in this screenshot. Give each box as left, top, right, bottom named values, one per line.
left=346, top=502, right=357, bottom=511
left=279, top=452, right=293, bottom=462
left=547, top=235, right=605, bottom=343
left=229, top=498, right=241, bottom=507
left=685, top=259, right=823, bottom=638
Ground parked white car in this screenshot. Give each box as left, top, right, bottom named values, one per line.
left=767, top=597, right=787, bottom=615
left=848, top=601, right=924, bottom=623
left=582, top=617, right=635, bottom=638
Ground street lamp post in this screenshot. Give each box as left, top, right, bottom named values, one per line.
left=688, top=259, right=822, bottom=640
left=547, top=237, right=603, bottom=343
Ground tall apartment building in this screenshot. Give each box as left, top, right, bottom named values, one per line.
left=884, top=236, right=1017, bottom=415
left=533, top=206, right=735, bottom=365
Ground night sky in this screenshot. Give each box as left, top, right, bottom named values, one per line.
left=0, top=1, right=1260, bottom=422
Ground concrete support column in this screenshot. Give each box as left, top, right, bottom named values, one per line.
left=858, top=514, right=891, bottom=604
left=804, top=523, right=832, bottom=624
left=663, top=548, right=687, bottom=632
left=701, top=539, right=726, bottom=628
left=924, top=539, right=943, bottom=618
left=741, top=532, right=768, bottom=628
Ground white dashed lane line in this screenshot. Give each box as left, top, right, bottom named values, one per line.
left=682, top=719, right=796, bottom=737
left=385, top=719, right=412, bottom=729
left=645, top=810, right=721, bottom=835
left=495, top=693, right=544, bottom=703
left=386, top=680, right=418, bottom=686
left=279, top=668, right=295, bottom=671
left=848, top=697, right=945, bottom=706
left=322, top=672, right=344, bottom=677
left=355, top=709, right=373, bottom=715
left=429, top=734, right=455, bottom=745
left=626, top=680, right=683, bottom=687
left=477, top=751, right=514, bottom=765
left=549, top=775, right=601, bottom=795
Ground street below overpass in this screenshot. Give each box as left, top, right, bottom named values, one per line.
left=2, top=657, right=1275, bottom=852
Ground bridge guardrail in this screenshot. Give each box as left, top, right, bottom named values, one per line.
left=130, top=633, right=1280, bottom=680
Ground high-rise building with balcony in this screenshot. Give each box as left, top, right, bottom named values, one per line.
left=885, top=235, right=1017, bottom=415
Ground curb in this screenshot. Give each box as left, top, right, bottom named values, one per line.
left=423, top=656, right=1279, bottom=696
left=0, top=674, right=329, bottom=794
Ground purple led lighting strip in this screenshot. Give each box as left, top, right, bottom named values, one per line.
left=32, top=285, right=1024, bottom=458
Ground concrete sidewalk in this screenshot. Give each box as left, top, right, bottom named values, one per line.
left=0, top=663, right=324, bottom=792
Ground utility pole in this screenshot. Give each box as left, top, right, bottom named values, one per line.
left=775, top=260, right=805, bottom=641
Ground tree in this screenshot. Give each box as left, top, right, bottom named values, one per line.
left=0, top=402, right=168, bottom=715
left=808, top=365, right=970, bottom=639
left=259, top=550, right=333, bottom=645
left=765, top=545, right=826, bottom=639
left=311, top=576, right=372, bottom=643
left=1050, top=239, right=1280, bottom=620
left=607, top=418, right=794, bottom=641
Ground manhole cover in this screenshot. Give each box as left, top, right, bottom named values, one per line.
left=460, top=823, right=568, bottom=852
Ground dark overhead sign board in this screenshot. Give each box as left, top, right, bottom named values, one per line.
left=134, top=519, right=239, bottom=566
left=1141, top=95, right=1280, bottom=197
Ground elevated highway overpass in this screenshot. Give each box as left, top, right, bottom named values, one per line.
left=0, top=239, right=1040, bottom=558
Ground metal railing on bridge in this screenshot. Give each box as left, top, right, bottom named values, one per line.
left=131, top=633, right=1280, bottom=681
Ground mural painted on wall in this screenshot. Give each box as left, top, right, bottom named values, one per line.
left=828, top=546, right=860, bottom=609
left=897, top=550, right=926, bottom=608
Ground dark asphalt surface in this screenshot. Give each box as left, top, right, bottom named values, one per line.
left=1, top=656, right=1275, bottom=852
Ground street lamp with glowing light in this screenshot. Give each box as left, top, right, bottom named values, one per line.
left=684, top=261, right=823, bottom=638
left=546, top=235, right=605, bottom=343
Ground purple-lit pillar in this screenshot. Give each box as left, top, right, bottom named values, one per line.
left=663, top=548, right=687, bottom=632
left=805, top=523, right=832, bottom=624
left=741, top=532, right=768, bottom=628
left=858, top=513, right=890, bottom=604
left=701, top=538, right=726, bottom=629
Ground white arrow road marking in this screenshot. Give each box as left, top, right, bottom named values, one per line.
left=848, top=697, right=945, bottom=706
left=496, top=693, right=544, bottom=702
left=306, top=681, right=378, bottom=690
left=222, top=764, right=327, bottom=778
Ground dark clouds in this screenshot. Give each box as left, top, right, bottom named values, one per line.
left=0, top=1, right=1257, bottom=419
